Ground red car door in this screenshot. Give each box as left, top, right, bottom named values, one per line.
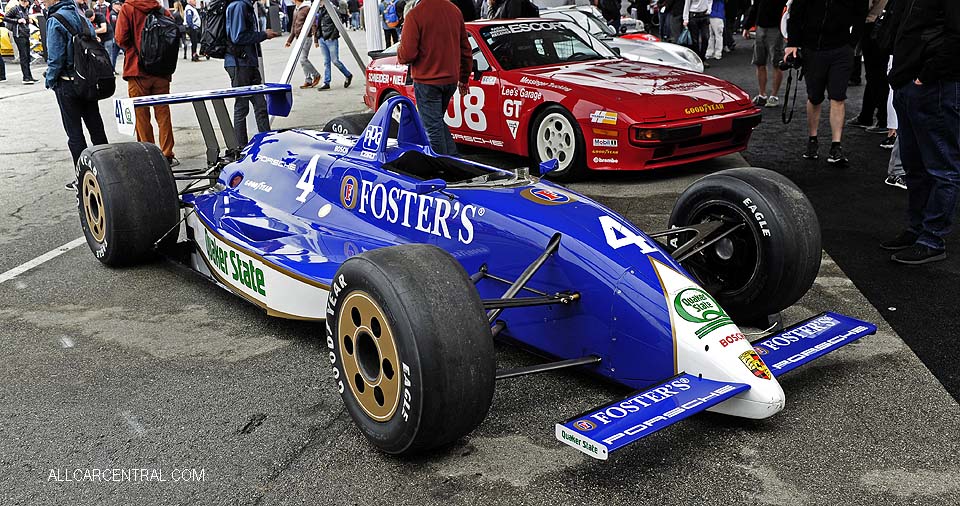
left=442, top=34, right=505, bottom=150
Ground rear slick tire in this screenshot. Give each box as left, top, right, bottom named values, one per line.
left=77, top=142, right=179, bottom=266
left=327, top=244, right=495, bottom=455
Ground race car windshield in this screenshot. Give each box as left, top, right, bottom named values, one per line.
left=480, top=21, right=615, bottom=70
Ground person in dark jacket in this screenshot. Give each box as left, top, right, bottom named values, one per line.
left=454, top=0, right=476, bottom=21
left=347, top=0, right=359, bottom=28
left=116, top=0, right=178, bottom=166
left=317, top=0, right=352, bottom=90
left=744, top=0, right=786, bottom=107
left=847, top=0, right=889, bottom=131
left=785, top=0, right=868, bottom=165
left=43, top=0, right=108, bottom=173
left=882, top=0, right=960, bottom=265
left=663, top=0, right=685, bottom=43
left=225, top=0, right=279, bottom=145
left=6, top=0, right=38, bottom=83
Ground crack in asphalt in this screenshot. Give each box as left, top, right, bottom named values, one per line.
left=5, top=188, right=64, bottom=222
left=250, top=405, right=348, bottom=506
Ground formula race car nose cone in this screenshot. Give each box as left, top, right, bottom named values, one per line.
left=339, top=291, right=402, bottom=422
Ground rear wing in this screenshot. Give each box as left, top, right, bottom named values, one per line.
left=114, top=84, right=293, bottom=167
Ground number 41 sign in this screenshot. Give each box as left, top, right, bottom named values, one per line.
left=115, top=98, right=136, bottom=137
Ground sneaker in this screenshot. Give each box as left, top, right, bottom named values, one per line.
left=753, top=95, right=768, bottom=107
left=880, top=135, right=896, bottom=149
left=765, top=95, right=780, bottom=108
left=299, top=81, right=314, bottom=89
left=827, top=144, right=848, bottom=165
left=22, top=79, right=34, bottom=85
left=880, top=230, right=918, bottom=250
left=884, top=175, right=907, bottom=189
left=64, top=181, right=78, bottom=191
left=803, top=138, right=819, bottom=160
left=344, top=75, right=353, bottom=88
left=846, top=117, right=871, bottom=129
left=713, top=54, right=722, bottom=60
left=865, top=125, right=888, bottom=134
left=167, top=156, right=180, bottom=168
left=318, top=83, right=330, bottom=91
left=891, top=244, right=947, bottom=265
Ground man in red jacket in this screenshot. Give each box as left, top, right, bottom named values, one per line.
left=115, top=0, right=178, bottom=166
left=397, top=0, right=471, bottom=155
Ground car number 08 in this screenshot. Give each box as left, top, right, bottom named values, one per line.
left=445, top=86, right=486, bottom=132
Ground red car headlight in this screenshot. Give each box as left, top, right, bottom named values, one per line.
left=629, top=124, right=703, bottom=145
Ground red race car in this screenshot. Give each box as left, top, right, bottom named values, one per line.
left=363, top=19, right=761, bottom=180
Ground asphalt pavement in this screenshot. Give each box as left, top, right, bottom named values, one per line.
left=1, top=32, right=959, bottom=506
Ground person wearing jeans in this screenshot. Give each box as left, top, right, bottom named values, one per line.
left=397, top=0, right=471, bottom=155
left=883, top=0, right=960, bottom=265
left=317, top=0, right=352, bottom=90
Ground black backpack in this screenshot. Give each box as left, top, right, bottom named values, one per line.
left=52, top=12, right=115, bottom=101
left=200, top=0, right=231, bottom=59
left=139, top=8, right=180, bottom=76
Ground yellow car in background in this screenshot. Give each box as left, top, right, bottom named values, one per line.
left=1, top=13, right=43, bottom=60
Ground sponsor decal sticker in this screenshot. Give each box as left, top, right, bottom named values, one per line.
left=673, top=287, right=734, bottom=338
left=506, top=120, right=519, bottom=139
left=451, top=133, right=504, bottom=147
left=367, top=73, right=391, bottom=84
left=754, top=345, right=769, bottom=355
left=756, top=316, right=842, bottom=351
left=592, top=149, right=620, bottom=156
left=738, top=350, right=773, bottom=380
left=343, top=177, right=483, bottom=244
left=519, top=76, right=572, bottom=92
left=558, top=428, right=604, bottom=457
left=593, top=157, right=619, bottom=164
left=520, top=187, right=576, bottom=206
left=593, top=138, right=618, bottom=147
left=243, top=180, right=273, bottom=193
left=481, top=75, right=497, bottom=86
left=590, top=377, right=693, bottom=427
left=718, top=332, right=746, bottom=348
left=362, top=125, right=383, bottom=151
left=590, top=110, right=618, bottom=125
left=766, top=325, right=870, bottom=371
left=684, top=103, right=726, bottom=115
left=203, top=230, right=266, bottom=296
left=574, top=419, right=596, bottom=431
left=333, top=145, right=349, bottom=155
left=340, top=175, right=359, bottom=209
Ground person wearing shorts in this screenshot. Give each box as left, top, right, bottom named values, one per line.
left=785, top=0, right=867, bottom=165
left=744, top=0, right=786, bottom=108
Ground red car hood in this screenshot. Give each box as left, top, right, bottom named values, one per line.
left=520, top=59, right=753, bottom=122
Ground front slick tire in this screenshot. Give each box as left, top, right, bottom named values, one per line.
left=327, top=244, right=495, bottom=455
left=77, top=142, right=179, bottom=266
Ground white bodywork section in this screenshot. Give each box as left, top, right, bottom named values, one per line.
left=651, top=259, right=785, bottom=419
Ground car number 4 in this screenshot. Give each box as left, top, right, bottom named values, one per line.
left=599, top=215, right=657, bottom=254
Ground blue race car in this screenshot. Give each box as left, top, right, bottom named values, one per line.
left=79, top=85, right=875, bottom=460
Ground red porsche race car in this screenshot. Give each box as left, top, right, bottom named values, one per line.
left=361, top=19, right=761, bottom=180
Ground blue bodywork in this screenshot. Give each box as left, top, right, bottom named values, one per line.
left=182, top=96, right=694, bottom=390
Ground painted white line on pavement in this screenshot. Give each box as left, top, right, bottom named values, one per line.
left=0, top=237, right=86, bottom=284
left=59, top=337, right=74, bottom=348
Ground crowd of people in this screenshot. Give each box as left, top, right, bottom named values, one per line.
left=4, top=0, right=956, bottom=264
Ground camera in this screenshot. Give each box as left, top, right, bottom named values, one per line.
left=778, top=52, right=803, bottom=71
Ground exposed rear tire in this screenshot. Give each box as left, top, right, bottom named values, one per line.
left=669, top=167, right=821, bottom=322
left=327, top=244, right=495, bottom=455
left=77, top=142, right=180, bottom=266
left=529, top=105, right=587, bottom=182
left=323, top=112, right=375, bottom=135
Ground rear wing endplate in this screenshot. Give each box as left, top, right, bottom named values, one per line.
left=114, top=84, right=293, bottom=167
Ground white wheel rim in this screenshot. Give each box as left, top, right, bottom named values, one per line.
left=536, top=113, right=577, bottom=173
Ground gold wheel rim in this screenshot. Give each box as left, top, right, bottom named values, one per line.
left=82, top=172, right=106, bottom=243
left=338, top=291, right=402, bottom=422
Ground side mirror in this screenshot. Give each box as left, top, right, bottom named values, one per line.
left=472, top=60, right=483, bottom=81
left=538, top=159, right=559, bottom=176
left=611, top=47, right=622, bottom=57
left=415, top=178, right=447, bottom=195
